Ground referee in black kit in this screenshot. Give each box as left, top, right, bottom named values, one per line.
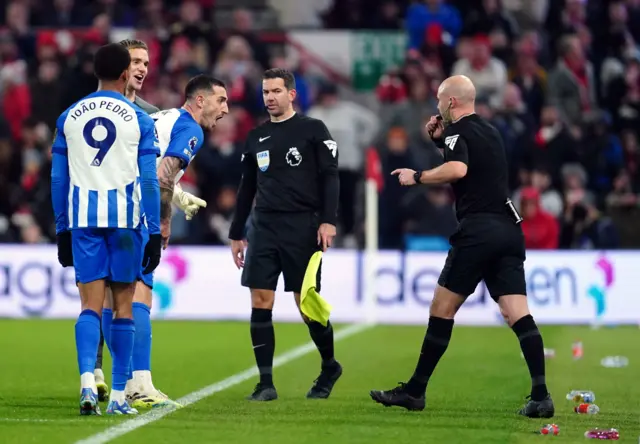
left=229, top=68, right=342, bottom=402
left=370, top=75, right=555, bottom=418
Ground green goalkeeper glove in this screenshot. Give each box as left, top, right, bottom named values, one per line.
left=172, top=183, right=207, bottom=220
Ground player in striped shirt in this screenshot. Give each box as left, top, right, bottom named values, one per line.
left=51, top=43, right=162, bottom=416
left=92, top=39, right=214, bottom=408
left=125, top=74, right=228, bottom=409
left=92, top=38, right=162, bottom=403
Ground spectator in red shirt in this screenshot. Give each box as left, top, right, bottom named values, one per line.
left=520, top=186, right=559, bottom=249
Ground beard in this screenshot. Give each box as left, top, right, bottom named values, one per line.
left=438, top=100, right=453, bottom=126
left=267, top=105, right=285, bottom=117
left=440, top=107, right=453, bottom=126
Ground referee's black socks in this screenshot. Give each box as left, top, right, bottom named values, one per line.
left=406, top=316, right=454, bottom=397
left=511, top=314, right=548, bottom=401
left=306, top=320, right=336, bottom=367
left=250, top=308, right=275, bottom=386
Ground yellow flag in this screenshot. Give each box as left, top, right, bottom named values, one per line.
left=300, top=251, right=332, bottom=326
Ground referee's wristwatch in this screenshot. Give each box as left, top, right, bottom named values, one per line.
left=413, top=170, right=422, bottom=185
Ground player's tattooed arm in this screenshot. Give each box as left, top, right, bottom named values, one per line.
left=158, top=156, right=184, bottom=222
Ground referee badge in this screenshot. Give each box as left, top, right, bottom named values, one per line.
left=257, top=150, right=270, bottom=172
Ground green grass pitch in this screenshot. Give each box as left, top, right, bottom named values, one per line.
left=0, top=320, right=637, bottom=443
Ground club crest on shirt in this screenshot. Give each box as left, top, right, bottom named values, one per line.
left=257, top=150, right=270, bottom=172
left=286, top=147, right=302, bottom=167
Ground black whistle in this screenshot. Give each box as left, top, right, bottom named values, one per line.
left=429, top=115, right=443, bottom=137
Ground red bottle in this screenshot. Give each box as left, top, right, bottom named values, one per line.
left=540, top=424, right=559, bottom=435
left=572, top=341, right=583, bottom=360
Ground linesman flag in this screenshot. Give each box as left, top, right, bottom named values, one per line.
left=300, top=251, right=332, bottom=326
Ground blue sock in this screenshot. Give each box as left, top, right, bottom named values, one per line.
left=132, top=302, right=152, bottom=372
left=102, top=308, right=113, bottom=356
left=110, top=318, right=135, bottom=391
left=75, top=309, right=101, bottom=376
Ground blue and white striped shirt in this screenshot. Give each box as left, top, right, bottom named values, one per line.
left=151, top=108, right=205, bottom=182
left=51, top=90, right=161, bottom=233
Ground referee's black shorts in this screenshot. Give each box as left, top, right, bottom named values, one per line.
left=241, top=210, right=321, bottom=293
left=438, top=214, right=526, bottom=301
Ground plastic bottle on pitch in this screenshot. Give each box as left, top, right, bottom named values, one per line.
left=539, top=424, right=559, bottom=436
left=566, top=390, right=596, bottom=403
left=584, top=428, right=619, bottom=440
left=572, top=341, right=583, bottom=360
left=575, top=403, right=599, bottom=414
left=600, top=356, right=629, bottom=368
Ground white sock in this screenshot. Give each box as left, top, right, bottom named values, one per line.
left=109, top=389, right=125, bottom=404
left=125, top=378, right=136, bottom=394
left=133, top=370, right=155, bottom=391
left=80, top=372, right=97, bottom=394
left=94, top=368, right=105, bottom=382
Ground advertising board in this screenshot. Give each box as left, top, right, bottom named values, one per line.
left=0, top=246, right=637, bottom=325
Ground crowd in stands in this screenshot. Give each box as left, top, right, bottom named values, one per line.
left=372, top=0, right=640, bottom=250
left=0, top=0, right=638, bottom=250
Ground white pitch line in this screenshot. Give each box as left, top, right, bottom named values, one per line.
left=0, top=418, right=91, bottom=423
left=75, top=322, right=374, bottom=444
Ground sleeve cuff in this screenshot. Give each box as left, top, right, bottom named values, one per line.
left=52, top=147, right=67, bottom=155
left=138, top=149, right=161, bottom=157
left=433, top=138, right=445, bottom=149
left=321, top=215, right=337, bottom=226
left=55, top=227, right=69, bottom=235
left=163, top=152, right=189, bottom=167
left=229, top=222, right=246, bottom=240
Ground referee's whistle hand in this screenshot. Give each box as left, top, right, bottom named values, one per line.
left=426, top=116, right=444, bottom=139
left=317, top=223, right=336, bottom=252
left=231, top=239, right=247, bottom=269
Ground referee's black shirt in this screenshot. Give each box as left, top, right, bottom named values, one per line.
left=229, top=113, right=339, bottom=240
left=435, top=114, right=510, bottom=221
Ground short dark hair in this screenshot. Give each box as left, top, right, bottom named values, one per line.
left=263, top=68, right=296, bottom=90
left=94, top=43, right=131, bottom=81
left=119, top=39, right=149, bottom=52
left=184, top=74, right=226, bottom=99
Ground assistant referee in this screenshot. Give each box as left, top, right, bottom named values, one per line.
left=229, top=68, right=342, bottom=402
left=369, top=75, right=555, bottom=418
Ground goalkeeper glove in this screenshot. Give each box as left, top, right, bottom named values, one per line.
left=172, top=183, right=207, bottom=220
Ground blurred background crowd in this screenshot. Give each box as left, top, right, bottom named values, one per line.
left=1, top=0, right=639, bottom=250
